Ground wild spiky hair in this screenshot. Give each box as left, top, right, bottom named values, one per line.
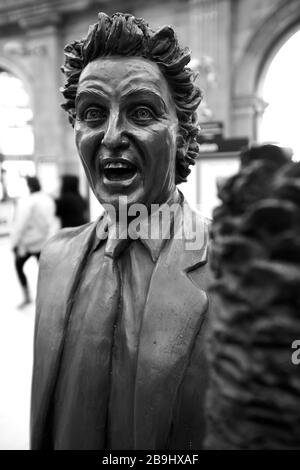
left=61, top=12, right=202, bottom=184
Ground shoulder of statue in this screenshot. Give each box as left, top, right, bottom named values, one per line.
left=39, top=220, right=97, bottom=266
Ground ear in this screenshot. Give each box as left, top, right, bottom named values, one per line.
left=175, top=133, right=189, bottom=184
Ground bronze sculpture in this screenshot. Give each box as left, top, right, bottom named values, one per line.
left=30, top=12, right=211, bottom=450
left=206, top=144, right=300, bottom=449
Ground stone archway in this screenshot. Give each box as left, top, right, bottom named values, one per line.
left=231, top=0, right=300, bottom=141
left=259, top=29, right=300, bottom=159
left=0, top=63, right=34, bottom=157
left=0, top=55, right=33, bottom=109
left=0, top=58, right=35, bottom=199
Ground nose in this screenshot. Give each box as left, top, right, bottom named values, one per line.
left=102, top=112, right=129, bottom=151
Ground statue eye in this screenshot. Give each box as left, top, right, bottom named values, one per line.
left=130, top=106, right=155, bottom=124
left=83, top=107, right=107, bottom=123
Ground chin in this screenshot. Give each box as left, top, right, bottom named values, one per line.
left=95, top=190, right=144, bottom=211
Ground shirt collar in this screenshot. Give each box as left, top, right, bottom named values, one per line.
left=94, top=189, right=182, bottom=262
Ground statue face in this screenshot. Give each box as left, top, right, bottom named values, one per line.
left=75, top=57, right=178, bottom=210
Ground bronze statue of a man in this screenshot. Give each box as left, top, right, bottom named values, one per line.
left=30, top=12, right=211, bottom=450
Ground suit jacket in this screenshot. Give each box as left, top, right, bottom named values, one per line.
left=30, top=201, right=212, bottom=450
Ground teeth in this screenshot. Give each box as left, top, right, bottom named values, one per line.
left=104, top=162, right=133, bottom=169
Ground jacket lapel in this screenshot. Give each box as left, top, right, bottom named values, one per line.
left=31, top=219, right=102, bottom=448
left=134, top=204, right=209, bottom=449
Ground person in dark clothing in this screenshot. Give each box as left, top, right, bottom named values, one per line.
left=55, top=175, right=88, bottom=228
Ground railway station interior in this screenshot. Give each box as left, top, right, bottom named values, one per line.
left=0, top=0, right=300, bottom=449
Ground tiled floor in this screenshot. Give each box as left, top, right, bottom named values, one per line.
left=0, top=236, right=37, bottom=450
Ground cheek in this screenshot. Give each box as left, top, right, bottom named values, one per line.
left=137, top=123, right=177, bottom=160
left=75, top=124, right=104, bottom=165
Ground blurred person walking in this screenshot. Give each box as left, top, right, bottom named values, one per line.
left=55, top=174, right=88, bottom=228
left=11, top=176, right=56, bottom=308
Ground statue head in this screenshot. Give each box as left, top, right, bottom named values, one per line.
left=61, top=12, right=202, bottom=209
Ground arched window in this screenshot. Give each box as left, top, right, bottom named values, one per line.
left=0, top=69, right=35, bottom=198
left=0, top=68, right=34, bottom=156
left=260, top=30, right=300, bottom=160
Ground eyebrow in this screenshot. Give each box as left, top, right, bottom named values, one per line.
left=120, top=88, right=167, bottom=111
left=76, top=87, right=167, bottom=108
left=75, top=88, right=109, bottom=106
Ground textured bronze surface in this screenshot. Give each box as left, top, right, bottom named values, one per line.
left=206, top=144, right=300, bottom=449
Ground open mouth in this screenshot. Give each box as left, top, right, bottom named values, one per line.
left=103, top=161, right=138, bottom=181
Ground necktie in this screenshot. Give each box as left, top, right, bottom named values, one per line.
left=102, top=238, right=133, bottom=448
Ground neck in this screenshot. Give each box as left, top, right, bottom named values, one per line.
left=105, top=188, right=180, bottom=230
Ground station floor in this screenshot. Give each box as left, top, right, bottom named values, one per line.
left=0, top=236, right=37, bottom=450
